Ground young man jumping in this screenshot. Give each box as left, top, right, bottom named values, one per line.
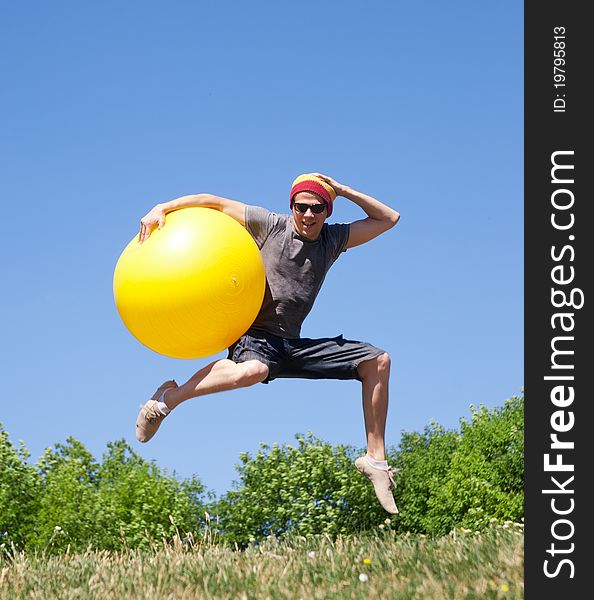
left=135, top=173, right=401, bottom=513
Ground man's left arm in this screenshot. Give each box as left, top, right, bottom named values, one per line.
left=313, top=173, right=400, bottom=249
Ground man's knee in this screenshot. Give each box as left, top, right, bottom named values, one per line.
left=358, top=352, right=391, bottom=381
left=377, top=352, right=391, bottom=375
left=235, top=360, right=269, bottom=387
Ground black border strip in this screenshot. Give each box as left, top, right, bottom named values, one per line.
left=525, top=2, right=590, bottom=596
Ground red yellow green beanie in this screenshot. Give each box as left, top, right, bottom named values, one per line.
left=290, top=174, right=337, bottom=217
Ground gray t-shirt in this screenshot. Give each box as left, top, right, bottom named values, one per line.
left=245, top=205, right=350, bottom=338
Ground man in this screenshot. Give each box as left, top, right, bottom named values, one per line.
left=135, top=173, right=401, bottom=513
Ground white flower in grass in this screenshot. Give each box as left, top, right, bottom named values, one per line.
left=54, top=526, right=62, bottom=533
left=307, top=551, right=316, bottom=559
left=359, top=573, right=369, bottom=582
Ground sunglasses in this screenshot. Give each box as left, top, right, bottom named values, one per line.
left=293, top=202, right=326, bottom=214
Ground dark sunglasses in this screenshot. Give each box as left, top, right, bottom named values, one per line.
left=293, top=202, right=326, bottom=214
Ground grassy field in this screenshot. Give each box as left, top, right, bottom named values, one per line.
left=0, top=525, right=523, bottom=599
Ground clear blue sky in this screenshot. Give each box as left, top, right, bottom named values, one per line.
left=1, top=1, right=523, bottom=497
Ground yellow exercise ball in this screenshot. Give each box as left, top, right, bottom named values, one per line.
left=113, top=207, right=266, bottom=359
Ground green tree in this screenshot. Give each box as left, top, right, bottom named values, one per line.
left=1, top=393, right=524, bottom=552
left=213, top=433, right=389, bottom=545
left=393, top=394, right=524, bottom=536
left=94, top=439, right=207, bottom=549
left=426, top=394, right=524, bottom=534
left=30, top=437, right=208, bottom=552
left=0, top=425, right=41, bottom=550
left=33, top=438, right=101, bottom=551
left=392, top=422, right=460, bottom=534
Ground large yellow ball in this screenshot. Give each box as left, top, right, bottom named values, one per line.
left=113, top=207, right=266, bottom=359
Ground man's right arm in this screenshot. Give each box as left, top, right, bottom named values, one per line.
left=139, top=194, right=247, bottom=243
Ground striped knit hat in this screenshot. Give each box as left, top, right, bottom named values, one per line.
left=290, top=174, right=337, bottom=217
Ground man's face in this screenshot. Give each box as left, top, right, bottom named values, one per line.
left=291, top=191, right=327, bottom=240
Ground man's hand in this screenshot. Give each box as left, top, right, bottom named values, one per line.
left=311, top=173, right=348, bottom=197
left=138, top=204, right=167, bottom=243
left=313, top=174, right=400, bottom=249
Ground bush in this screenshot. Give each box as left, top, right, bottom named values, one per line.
left=0, top=427, right=209, bottom=553
left=0, top=392, right=524, bottom=551
left=427, top=395, right=524, bottom=534
left=212, top=433, right=391, bottom=545
left=0, top=426, right=41, bottom=549
left=394, top=394, right=524, bottom=536
left=204, top=394, right=525, bottom=544
left=93, top=440, right=207, bottom=550
left=392, top=422, right=460, bottom=534
left=33, top=438, right=102, bottom=551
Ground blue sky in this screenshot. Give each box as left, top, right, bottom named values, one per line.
left=1, top=1, right=523, bottom=497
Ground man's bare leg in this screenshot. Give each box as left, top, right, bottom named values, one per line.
left=358, top=352, right=391, bottom=460
left=355, top=352, right=397, bottom=513
left=136, top=358, right=269, bottom=442
left=163, top=358, right=270, bottom=409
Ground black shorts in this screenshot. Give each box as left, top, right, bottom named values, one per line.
left=227, top=328, right=386, bottom=383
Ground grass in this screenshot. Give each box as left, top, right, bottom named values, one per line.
left=0, top=525, right=523, bottom=599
